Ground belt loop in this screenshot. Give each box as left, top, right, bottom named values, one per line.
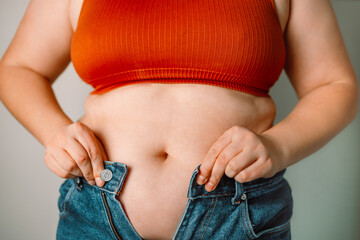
left=231, top=180, right=245, bottom=205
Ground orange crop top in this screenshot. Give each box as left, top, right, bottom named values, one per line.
left=71, top=0, right=286, bottom=97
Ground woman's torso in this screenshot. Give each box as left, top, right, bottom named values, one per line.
left=71, top=0, right=289, bottom=239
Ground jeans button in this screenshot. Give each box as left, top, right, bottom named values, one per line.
left=100, top=169, right=113, bottom=182
left=240, top=193, right=247, bottom=201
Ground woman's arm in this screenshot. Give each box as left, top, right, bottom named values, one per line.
left=196, top=0, right=358, bottom=191
left=0, top=0, right=73, bottom=146
left=262, top=0, right=358, bottom=170
left=0, top=0, right=107, bottom=187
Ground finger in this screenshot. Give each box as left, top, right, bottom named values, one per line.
left=65, top=138, right=95, bottom=185
left=204, top=143, right=243, bottom=192
left=197, top=131, right=232, bottom=185
left=224, top=148, right=258, bottom=178
left=93, top=142, right=106, bottom=187
left=76, top=131, right=106, bottom=187
left=234, top=157, right=269, bottom=183
left=44, top=153, right=77, bottom=179
left=52, top=148, right=83, bottom=176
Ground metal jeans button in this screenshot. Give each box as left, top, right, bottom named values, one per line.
left=100, top=169, right=113, bottom=182
left=240, top=193, right=247, bottom=201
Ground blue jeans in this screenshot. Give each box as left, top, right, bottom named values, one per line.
left=56, top=161, right=293, bottom=239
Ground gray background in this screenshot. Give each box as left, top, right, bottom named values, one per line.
left=0, top=0, right=359, bottom=239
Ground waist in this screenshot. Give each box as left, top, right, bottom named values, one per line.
left=92, top=161, right=287, bottom=201
left=78, top=83, right=276, bottom=166
left=78, top=83, right=276, bottom=164
left=76, top=83, right=276, bottom=239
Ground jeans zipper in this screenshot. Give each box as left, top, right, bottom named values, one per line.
left=101, top=192, right=122, bottom=240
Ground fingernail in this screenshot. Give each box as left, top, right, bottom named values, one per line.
left=197, top=175, right=207, bottom=185
left=88, top=180, right=96, bottom=186
left=206, top=182, right=215, bottom=192
left=95, top=177, right=105, bottom=187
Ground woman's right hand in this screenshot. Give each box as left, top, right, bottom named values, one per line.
left=44, top=122, right=108, bottom=187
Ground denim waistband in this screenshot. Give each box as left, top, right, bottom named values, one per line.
left=187, top=165, right=286, bottom=205
left=95, top=161, right=128, bottom=195
left=88, top=161, right=286, bottom=205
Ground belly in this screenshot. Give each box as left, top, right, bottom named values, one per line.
left=77, top=83, right=276, bottom=240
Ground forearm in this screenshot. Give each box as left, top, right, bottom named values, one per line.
left=262, top=81, right=359, bottom=170
left=0, top=64, right=73, bottom=147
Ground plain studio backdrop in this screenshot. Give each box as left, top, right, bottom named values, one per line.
left=0, top=0, right=359, bottom=239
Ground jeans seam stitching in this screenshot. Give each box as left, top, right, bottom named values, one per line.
left=115, top=165, right=127, bottom=193
left=255, top=219, right=291, bottom=237
left=103, top=162, right=127, bottom=194
left=195, top=198, right=214, bottom=240
left=59, top=185, right=77, bottom=219
left=243, top=196, right=292, bottom=238
left=241, top=200, right=254, bottom=239
left=200, top=197, right=218, bottom=240
left=200, top=193, right=232, bottom=197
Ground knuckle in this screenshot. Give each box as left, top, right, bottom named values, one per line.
left=266, top=158, right=274, bottom=170
left=43, top=156, right=48, bottom=164
left=72, top=167, right=82, bottom=175
left=62, top=141, right=71, bottom=151
left=57, top=130, right=68, bottom=140
left=230, top=125, right=241, bottom=133
left=84, top=174, right=94, bottom=181
left=82, top=168, right=93, bottom=178
left=44, top=151, right=55, bottom=165
left=257, top=156, right=267, bottom=165
left=64, top=162, right=77, bottom=172
left=241, top=171, right=249, bottom=179
left=235, top=172, right=247, bottom=182
left=43, top=152, right=50, bottom=162
left=217, top=153, right=228, bottom=164
left=225, top=165, right=233, bottom=176
left=58, top=171, right=70, bottom=179
left=88, top=148, right=98, bottom=161
left=73, top=122, right=85, bottom=132
left=225, top=168, right=235, bottom=178
left=243, top=131, right=256, bottom=141
left=45, top=140, right=56, bottom=150
left=209, top=145, right=219, bottom=156
left=227, top=160, right=239, bottom=172
left=75, top=154, right=88, bottom=164
left=255, top=143, right=266, bottom=152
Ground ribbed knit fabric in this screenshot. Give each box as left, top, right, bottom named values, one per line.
left=71, top=0, right=286, bottom=97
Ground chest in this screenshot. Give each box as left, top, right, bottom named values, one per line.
left=69, top=0, right=289, bottom=33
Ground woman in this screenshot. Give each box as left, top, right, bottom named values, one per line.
left=0, top=0, right=358, bottom=239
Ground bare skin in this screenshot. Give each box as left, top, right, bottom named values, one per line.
left=73, top=1, right=288, bottom=238
left=77, top=83, right=277, bottom=239
left=0, top=0, right=358, bottom=240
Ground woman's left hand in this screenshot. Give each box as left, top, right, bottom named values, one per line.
left=196, top=125, right=283, bottom=192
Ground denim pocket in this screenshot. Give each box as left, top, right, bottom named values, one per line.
left=58, top=178, right=77, bottom=219
left=242, top=177, right=293, bottom=239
